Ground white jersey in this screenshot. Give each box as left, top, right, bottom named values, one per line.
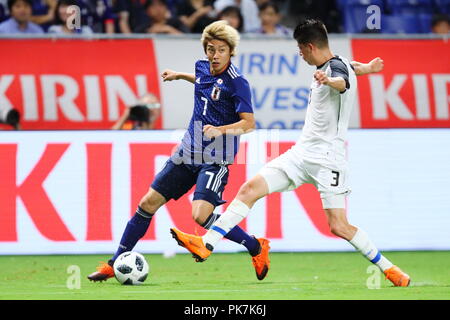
left=293, top=55, right=357, bottom=164
left=260, top=55, right=356, bottom=208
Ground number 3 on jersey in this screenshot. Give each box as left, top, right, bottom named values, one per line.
left=331, top=170, right=340, bottom=187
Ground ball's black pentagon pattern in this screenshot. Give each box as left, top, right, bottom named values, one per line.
left=116, top=264, right=132, bottom=274
left=138, top=274, right=148, bottom=282
left=135, top=255, right=144, bottom=272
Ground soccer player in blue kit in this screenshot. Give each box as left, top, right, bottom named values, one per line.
left=88, top=20, right=271, bottom=282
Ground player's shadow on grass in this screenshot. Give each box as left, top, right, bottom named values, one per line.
left=89, top=281, right=161, bottom=288
left=238, top=281, right=293, bottom=286
left=409, top=282, right=450, bottom=288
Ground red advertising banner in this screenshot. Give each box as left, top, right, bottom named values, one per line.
left=352, top=39, right=450, bottom=128
left=0, top=39, right=161, bottom=130
left=0, top=139, right=329, bottom=243
left=1, top=130, right=450, bottom=254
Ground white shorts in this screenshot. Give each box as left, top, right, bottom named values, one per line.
left=259, top=148, right=351, bottom=209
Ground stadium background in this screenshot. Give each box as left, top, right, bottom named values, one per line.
left=0, top=1, right=449, bottom=257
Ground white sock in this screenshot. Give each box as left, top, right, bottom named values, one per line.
left=349, top=228, right=393, bottom=272
left=202, top=199, right=250, bottom=250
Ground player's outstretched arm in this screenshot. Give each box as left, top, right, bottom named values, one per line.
left=203, top=112, right=256, bottom=139
left=314, top=70, right=347, bottom=93
left=161, top=69, right=195, bottom=83
left=351, top=57, right=384, bottom=76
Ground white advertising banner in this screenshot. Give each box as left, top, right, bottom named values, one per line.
left=0, top=129, right=449, bottom=254
left=154, top=37, right=360, bottom=130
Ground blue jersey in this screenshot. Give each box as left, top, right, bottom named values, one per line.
left=174, top=60, right=253, bottom=164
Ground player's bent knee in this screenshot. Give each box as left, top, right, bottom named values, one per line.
left=237, top=181, right=259, bottom=201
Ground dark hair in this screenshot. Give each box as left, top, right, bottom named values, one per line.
left=218, top=6, right=244, bottom=32
left=0, top=108, right=20, bottom=127
left=259, top=2, right=279, bottom=14
left=144, top=0, right=168, bottom=10
left=7, top=0, right=32, bottom=11
left=53, top=0, right=78, bottom=25
left=432, top=14, right=450, bottom=27
left=129, top=105, right=150, bottom=123
left=293, top=19, right=329, bottom=48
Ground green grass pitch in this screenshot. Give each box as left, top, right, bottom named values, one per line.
left=0, top=251, right=449, bottom=300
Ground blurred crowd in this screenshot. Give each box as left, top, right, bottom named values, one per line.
left=0, top=0, right=447, bottom=36
left=0, top=0, right=298, bottom=35
left=0, top=0, right=448, bottom=131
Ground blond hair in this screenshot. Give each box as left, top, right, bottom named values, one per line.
left=201, top=20, right=240, bottom=56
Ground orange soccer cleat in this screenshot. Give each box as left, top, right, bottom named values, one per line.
left=87, top=261, right=115, bottom=282
left=170, top=227, right=212, bottom=262
left=251, top=238, right=271, bottom=281
left=384, top=265, right=410, bottom=287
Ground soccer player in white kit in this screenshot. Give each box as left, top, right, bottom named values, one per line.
left=171, top=19, right=410, bottom=287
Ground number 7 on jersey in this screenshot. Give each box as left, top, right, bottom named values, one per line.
left=201, top=97, right=208, bottom=116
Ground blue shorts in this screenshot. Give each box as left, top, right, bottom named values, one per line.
left=151, top=159, right=229, bottom=207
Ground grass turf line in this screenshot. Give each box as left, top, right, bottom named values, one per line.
left=0, top=251, right=449, bottom=300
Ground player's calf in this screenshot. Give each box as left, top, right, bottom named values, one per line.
left=329, top=222, right=357, bottom=241
left=191, top=200, right=215, bottom=226
left=138, top=188, right=166, bottom=213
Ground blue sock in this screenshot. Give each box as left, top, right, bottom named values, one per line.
left=202, top=213, right=261, bottom=256
left=111, top=206, right=153, bottom=263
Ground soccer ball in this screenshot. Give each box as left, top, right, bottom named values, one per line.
left=113, top=251, right=149, bottom=285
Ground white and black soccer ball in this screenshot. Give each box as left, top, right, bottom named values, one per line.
left=113, top=251, right=149, bottom=285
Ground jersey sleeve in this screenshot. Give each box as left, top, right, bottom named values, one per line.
left=232, top=76, right=254, bottom=113
left=194, top=60, right=201, bottom=77
left=330, top=59, right=350, bottom=92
